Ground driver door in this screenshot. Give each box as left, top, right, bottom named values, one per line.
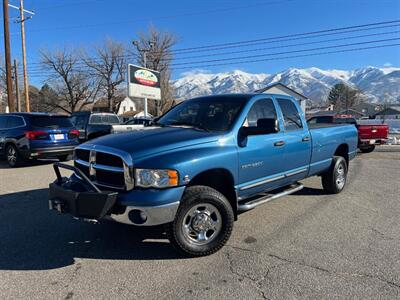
left=237, top=98, right=287, bottom=199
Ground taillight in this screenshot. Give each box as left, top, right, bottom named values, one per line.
left=25, top=131, right=48, bottom=140
left=68, top=129, right=80, bottom=139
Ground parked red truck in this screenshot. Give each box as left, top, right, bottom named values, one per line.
left=307, top=114, right=389, bottom=153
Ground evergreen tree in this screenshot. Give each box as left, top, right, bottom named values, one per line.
left=328, top=83, right=363, bottom=111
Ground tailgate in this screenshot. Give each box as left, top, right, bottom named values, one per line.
left=358, top=124, right=389, bottom=140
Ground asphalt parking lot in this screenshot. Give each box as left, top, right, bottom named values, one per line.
left=0, top=147, right=399, bottom=299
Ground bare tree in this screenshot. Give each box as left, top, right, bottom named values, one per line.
left=41, top=48, right=99, bottom=113
left=83, top=39, right=127, bottom=112
left=132, top=26, right=176, bottom=115
left=0, top=56, right=9, bottom=112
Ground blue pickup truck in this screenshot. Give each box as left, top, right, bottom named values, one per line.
left=49, top=94, right=358, bottom=256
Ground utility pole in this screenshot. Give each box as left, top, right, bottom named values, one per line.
left=13, top=59, right=21, bottom=112
left=132, top=40, right=155, bottom=118
left=3, top=0, right=15, bottom=112
left=19, top=0, right=32, bottom=112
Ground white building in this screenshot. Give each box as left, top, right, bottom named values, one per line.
left=257, top=82, right=308, bottom=112
left=117, top=97, right=137, bottom=115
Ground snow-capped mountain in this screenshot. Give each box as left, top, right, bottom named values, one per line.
left=173, top=67, right=400, bottom=105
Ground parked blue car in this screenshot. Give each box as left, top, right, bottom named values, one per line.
left=49, top=94, right=358, bottom=256
left=0, top=113, right=79, bottom=167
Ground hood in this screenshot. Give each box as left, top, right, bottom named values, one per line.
left=85, top=126, right=221, bottom=158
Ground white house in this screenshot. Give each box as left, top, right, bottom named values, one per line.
left=117, top=97, right=137, bottom=115
left=256, top=82, right=308, bottom=112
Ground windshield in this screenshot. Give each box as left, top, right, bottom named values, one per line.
left=156, top=96, right=248, bottom=132
left=30, top=116, right=73, bottom=129
left=89, top=114, right=121, bottom=125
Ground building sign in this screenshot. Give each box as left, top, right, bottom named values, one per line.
left=128, top=64, right=161, bottom=100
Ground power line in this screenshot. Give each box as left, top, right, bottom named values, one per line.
left=24, top=41, right=400, bottom=78
left=170, top=37, right=400, bottom=66
left=22, top=21, right=400, bottom=70
left=24, top=34, right=400, bottom=74
left=171, top=19, right=400, bottom=53
left=25, top=0, right=295, bottom=33
left=173, top=43, right=400, bottom=70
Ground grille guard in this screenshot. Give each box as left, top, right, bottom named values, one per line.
left=49, top=163, right=118, bottom=219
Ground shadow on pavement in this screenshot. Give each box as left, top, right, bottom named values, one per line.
left=0, top=158, right=60, bottom=169
left=293, top=186, right=326, bottom=196
left=0, top=188, right=183, bottom=271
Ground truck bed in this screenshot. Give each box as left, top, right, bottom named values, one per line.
left=308, top=123, right=358, bottom=177
left=308, top=123, right=351, bottom=129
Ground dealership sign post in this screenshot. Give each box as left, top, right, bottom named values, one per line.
left=128, top=64, right=161, bottom=117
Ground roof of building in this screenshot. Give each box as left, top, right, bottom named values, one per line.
left=256, top=82, right=309, bottom=100
left=374, top=107, right=400, bottom=116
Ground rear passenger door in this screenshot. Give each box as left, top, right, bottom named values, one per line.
left=276, top=98, right=311, bottom=182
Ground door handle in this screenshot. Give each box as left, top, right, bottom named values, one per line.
left=274, top=141, right=285, bottom=147
left=302, top=136, right=310, bottom=142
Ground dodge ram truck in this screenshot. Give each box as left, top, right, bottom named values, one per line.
left=49, top=94, right=358, bottom=256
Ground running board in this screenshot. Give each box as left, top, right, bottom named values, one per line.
left=238, top=183, right=304, bottom=212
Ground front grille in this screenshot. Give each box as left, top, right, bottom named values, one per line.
left=74, top=148, right=131, bottom=190
left=96, top=169, right=125, bottom=187
left=96, top=152, right=123, bottom=168
left=75, top=149, right=90, bottom=161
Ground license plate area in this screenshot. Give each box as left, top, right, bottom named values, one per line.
left=53, top=134, right=65, bottom=140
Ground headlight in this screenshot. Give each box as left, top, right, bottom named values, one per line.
left=135, top=169, right=179, bottom=188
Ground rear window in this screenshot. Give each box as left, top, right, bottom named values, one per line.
left=89, top=114, right=120, bottom=125
left=30, top=116, right=74, bottom=129
left=277, top=98, right=303, bottom=131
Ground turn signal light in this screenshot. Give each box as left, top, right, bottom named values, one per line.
left=168, top=170, right=179, bottom=186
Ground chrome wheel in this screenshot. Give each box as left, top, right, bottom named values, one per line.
left=181, top=203, right=222, bottom=245
left=336, top=163, right=346, bottom=190
left=7, top=146, right=17, bottom=165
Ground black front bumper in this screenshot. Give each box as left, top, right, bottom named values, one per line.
left=49, top=163, right=118, bottom=219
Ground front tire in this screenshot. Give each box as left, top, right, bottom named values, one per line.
left=360, top=145, right=375, bottom=153
left=6, top=144, right=24, bottom=167
left=165, top=185, right=234, bottom=257
left=321, top=156, right=348, bottom=194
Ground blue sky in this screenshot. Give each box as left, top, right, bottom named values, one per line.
left=2, top=0, right=400, bottom=86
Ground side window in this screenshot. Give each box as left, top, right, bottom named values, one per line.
left=0, top=116, right=6, bottom=129
left=244, top=99, right=277, bottom=128
left=10, top=116, right=24, bottom=127
left=307, top=117, right=317, bottom=124
left=277, top=98, right=303, bottom=131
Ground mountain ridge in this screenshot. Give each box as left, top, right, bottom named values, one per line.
left=173, top=66, right=400, bottom=105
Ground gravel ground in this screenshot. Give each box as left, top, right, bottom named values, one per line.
left=0, top=148, right=399, bottom=299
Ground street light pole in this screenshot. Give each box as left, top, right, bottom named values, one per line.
left=19, top=0, right=31, bottom=112
left=9, top=0, right=34, bottom=112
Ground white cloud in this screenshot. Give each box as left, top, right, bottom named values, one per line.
left=383, top=62, right=392, bottom=67
left=179, top=69, right=211, bottom=77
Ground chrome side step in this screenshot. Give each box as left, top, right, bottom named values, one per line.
left=238, top=183, right=304, bottom=212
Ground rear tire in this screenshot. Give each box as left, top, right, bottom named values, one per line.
left=360, top=145, right=375, bottom=153
left=321, top=156, right=348, bottom=194
left=165, top=185, right=234, bottom=257
left=6, top=144, right=24, bottom=167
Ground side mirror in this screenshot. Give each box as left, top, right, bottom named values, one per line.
left=240, top=118, right=278, bottom=136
